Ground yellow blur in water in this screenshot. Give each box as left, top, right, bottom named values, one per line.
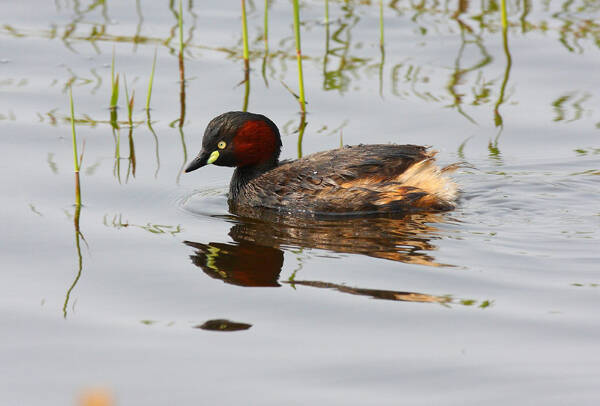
left=79, top=389, right=114, bottom=406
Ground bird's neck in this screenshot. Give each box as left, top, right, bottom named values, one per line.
left=229, top=159, right=278, bottom=202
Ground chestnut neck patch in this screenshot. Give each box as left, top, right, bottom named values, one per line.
left=233, top=120, right=280, bottom=167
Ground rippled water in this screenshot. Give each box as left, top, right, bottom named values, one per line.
left=2, top=1, right=600, bottom=404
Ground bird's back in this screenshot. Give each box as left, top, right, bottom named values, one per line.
left=230, top=144, right=458, bottom=216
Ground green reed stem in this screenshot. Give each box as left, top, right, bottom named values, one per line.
left=178, top=51, right=186, bottom=128
left=243, top=69, right=250, bottom=112
left=66, top=88, right=84, bottom=318
left=127, top=126, right=136, bottom=181
left=110, top=105, right=119, bottom=131
left=146, top=110, right=160, bottom=178
left=379, top=0, right=384, bottom=48
left=124, top=76, right=129, bottom=111
left=297, top=111, right=307, bottom=158
left=292, top=0, right=306, bottom=111
left=69, top=86, right=79, bottom=174
left=146, top=47, right=157, bottom=111
left=110, top=74, right=119, bottom=110
left=123, top=75, right=134, bottom=126
left=494, top=0, right=512, bottom=128
left=178, top=0, right=184, bottom=54
left=520, top=0, right=531, bottom=33
left=263, top=0, right=269, bottom=52
left=69, top=86, right=81, bottom=207
left=62, top=208, right=83, bottom=319
left=114, top=128, right=121, bottom=183
left=261, top=0, right=269, bottom=86
left=110, top=47, right=119, bottom=109
left=176, top=125, right=188, bottom=185
left=323, top=1, right=330, bottom=90
left=241, top=0, right=249, bottom=64
left=129, top=91, right=135, bottom=125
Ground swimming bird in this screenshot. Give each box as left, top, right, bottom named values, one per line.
left=185, top=111, right=458, bottom=216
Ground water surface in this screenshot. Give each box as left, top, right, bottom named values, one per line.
left=1, top=1, right=599, bottom=404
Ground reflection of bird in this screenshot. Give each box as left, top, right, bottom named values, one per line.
left=183, top=238, right=454, bottom=304
left=184, top=241, right=283, bottom=287
left=186, top=208, right=448, bottom=288
left=185, top=111, right=458, bottom=216
left=227, top=212, right=448, bottom=266
left=282, top=280, right=451, bottom=304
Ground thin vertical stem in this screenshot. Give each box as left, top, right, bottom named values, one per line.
left=110, top=47, right=119, bottom=110
left=114, top=129, right=121, bottom=183
left=123, top=74, right=133, bottom=126
left=62, top=201, right=83, bottom=319
left=323, top=1, right=330, bottom=90
left=378, top=0, right=385, bottom=97
left=379, top=0, right=384, bottom=48
left=146, top=47, right=157, bottom=110
left=493, top=0, right=512, bottom=131
left=292, top=0, right=306, bottom=112
left=68, top=87, right=83, bottom=303
left=261, top=0, right=269, bottom=86
left=241, top=0, right=249, bottom=65
left=69, top=86, right=79, bottom=174
left=176, top=126, right=188, bottom=184
left=520, top=0, right=531, bottom=33
left=178, top=0, right=184, bottom=54
left=134, top=0, right=143, bottom=52
left=179, top=52, right=186, bottom=127
left=74, top=171, right=81, bottom=206
left=243, top=69, right=250, bottom=111
left=263, top=0, right=268, bottom=52
left=177, top=29, right=188, bottom=183
left=297, top=111, right=307, bottom=158
left=146, top=110, right=160, bottom=178
left=127, top=126, right=136, bottom=181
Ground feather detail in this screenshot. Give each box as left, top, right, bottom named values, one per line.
left=230, top=144, right=458, bottom=215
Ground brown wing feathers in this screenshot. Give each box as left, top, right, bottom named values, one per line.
left=239, top=145, right=457, bottom=214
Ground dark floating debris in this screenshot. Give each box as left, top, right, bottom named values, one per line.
left=195, top=319, right=253, bottom=332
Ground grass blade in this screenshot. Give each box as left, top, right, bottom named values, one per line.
left=110, top=47, right=118, bottom=109
left=241, top=0, right=249, bottom=65
left=110, top=73, right=119, bottom=109
left=69, top=86, right=80, bottom=174
left=178, top=0, right=184, bottom=54
left=263, top=0, right=269, bottom=52
left=146, top=47, right=157, bottom=111
left=69, top=85, right=81, bottom=207
left=292, top=0, right=306, bottom=112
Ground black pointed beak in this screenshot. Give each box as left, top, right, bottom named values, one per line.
left=185, top=150, right=210, bottom=173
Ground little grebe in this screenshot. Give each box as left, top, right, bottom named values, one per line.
left=185, top=111, right=458, bottom=215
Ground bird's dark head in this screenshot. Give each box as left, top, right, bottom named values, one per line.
left=185, top=111, right=282, bottom=173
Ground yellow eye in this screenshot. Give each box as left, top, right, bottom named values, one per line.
left=217, top=141, right=227, bottom=149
